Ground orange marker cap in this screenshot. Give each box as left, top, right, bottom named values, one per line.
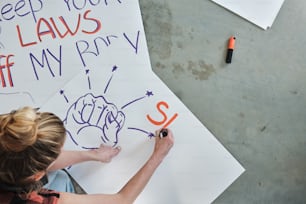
left=228, top=36, right=236, bottom=49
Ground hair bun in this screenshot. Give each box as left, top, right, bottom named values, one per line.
left=0, top=107, right=38, bottom=152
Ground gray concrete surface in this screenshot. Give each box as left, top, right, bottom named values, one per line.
left=138, top=0, right=306, bottom=203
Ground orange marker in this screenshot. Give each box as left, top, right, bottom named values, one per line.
left=226, top=36, right=236, bottom=63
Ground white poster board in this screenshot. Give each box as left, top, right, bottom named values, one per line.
left=42, top=66, right=244, bottom=204
left=0, top=0, right=150, bottom=110
left=210, top=0, right=285, bottom=29
left=1, top=0, right=244, bottom=203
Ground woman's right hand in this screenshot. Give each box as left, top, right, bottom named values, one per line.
left=152, top=129, right=174, bottom=161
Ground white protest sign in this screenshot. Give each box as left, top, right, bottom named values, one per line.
left=210, top=0, right=285, bottom=29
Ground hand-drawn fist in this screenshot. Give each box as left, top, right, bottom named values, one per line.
left=63, top=93, right=125, bottom=149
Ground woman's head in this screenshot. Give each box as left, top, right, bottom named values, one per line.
left=0, top=107, right=66, bottom=191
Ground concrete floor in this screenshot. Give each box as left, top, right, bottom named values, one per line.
left=138, top=0, right=306, bottom=203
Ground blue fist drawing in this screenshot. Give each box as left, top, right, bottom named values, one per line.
left=64, top=93, right=125, bottom=149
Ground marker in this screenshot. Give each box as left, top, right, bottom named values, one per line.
left=226, top=36, right=236, bottom=63
left=159, top=129, right=168, bottom=138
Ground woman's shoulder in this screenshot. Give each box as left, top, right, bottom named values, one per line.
left=35, top=189, right=61, bottom=203
left=0, top=188, right=61, bottom=204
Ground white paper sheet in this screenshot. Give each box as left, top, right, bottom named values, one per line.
left=210, top=0, right=285, bottom=30
left=42, top=65, right=244, bottom=204
left=0, top=0, right=151, bottom=109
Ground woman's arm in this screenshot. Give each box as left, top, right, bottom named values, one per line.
left=117, top=129, right=174, bottom=202
left=59, top=129, right=174, bottom=204
left=48, top=145, right=121, bottom=171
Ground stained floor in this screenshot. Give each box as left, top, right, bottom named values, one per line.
left=138, top=0, right=306, bottom=203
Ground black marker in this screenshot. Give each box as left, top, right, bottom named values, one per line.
left=159, top=129, right=168, bottom=138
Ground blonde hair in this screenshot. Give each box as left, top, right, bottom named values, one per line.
left=0, top=107, right=66, bottom=193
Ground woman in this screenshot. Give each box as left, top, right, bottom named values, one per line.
left=0, top=107, right=174, bottom=204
